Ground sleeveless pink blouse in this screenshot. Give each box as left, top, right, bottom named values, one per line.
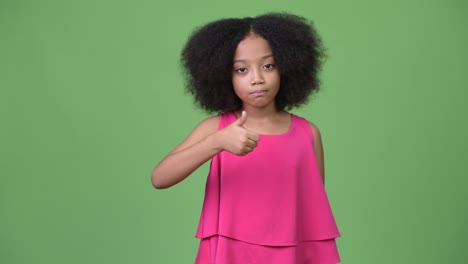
left=195, top=112, right=340, bottom=246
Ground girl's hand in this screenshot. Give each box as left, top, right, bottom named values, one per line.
left=216, top=111, right=260, bottom=156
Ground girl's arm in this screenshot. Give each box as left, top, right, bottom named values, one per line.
left=151, top=111, right=259, bottom=189
left=309, top=122, right=325, bottom=184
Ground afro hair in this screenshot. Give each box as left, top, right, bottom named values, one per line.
left=181, top=12, right=326, bottom=113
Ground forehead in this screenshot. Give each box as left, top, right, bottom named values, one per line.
left=233, top=33, right=273, bottom=61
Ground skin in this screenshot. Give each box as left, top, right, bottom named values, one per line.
left=151, top=32, right=326, bottom=189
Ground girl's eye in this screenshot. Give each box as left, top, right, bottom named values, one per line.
left=236, top=67, right=247, bottom=73
left=263, top=63, right=275, bottom=69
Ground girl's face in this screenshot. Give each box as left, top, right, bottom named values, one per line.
left=232, top=33, right=280, bottom=111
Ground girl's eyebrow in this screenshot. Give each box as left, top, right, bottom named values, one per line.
left=233, top=54, right=273, bottom=63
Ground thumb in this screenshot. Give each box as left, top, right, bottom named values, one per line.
left=236, top=111, right=247, bottom=126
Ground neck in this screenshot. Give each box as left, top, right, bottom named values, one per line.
left=236, top=104, right=284, bottom=121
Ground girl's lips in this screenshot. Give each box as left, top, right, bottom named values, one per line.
left=250, top=90, right=267, bottom=97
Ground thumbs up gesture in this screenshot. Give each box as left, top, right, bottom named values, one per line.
left=217, top=111, right=260, bottom=156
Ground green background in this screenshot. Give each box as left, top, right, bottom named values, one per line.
left=1, top=0, right=467, bottom=263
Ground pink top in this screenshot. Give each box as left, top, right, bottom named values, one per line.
left=195, top=112, right=341, bottom=246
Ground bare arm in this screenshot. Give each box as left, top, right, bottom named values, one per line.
left=309, top=122, right=325, bottom=184
left=151, top=111, right=259, bottom=189
left=151, top=116, right=221, bottom=189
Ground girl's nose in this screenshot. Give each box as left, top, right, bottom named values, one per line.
left=251, top=70, right=265, bottom=85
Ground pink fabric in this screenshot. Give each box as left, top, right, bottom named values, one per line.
left=196, top=112, right=340, bottom=246
left=195, top=235, right=340, bottom=264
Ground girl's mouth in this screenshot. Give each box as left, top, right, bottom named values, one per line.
left=250, top=90, right=267, bottom=97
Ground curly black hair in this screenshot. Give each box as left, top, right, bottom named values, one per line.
left=181, top=12, right=325, bottom=113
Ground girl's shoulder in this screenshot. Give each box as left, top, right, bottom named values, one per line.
left=292, top=114, right=322, bottom=143
left=292, top=114, right=320, bottom=131
left=171, top=115, right=220, bottom=155
left=193, top=115, right=220, bottom=135
left=305, top=119, right=323, bottom=148
left=307, top=120, right=321, bottom=138
left=197, top=111, right=237, bottom=132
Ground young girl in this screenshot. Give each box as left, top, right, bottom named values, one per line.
left=152, top=12, right=341, bottom=264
